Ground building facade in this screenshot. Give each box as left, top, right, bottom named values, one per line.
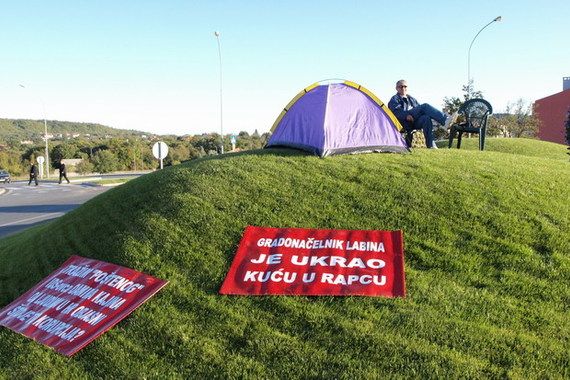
left=534, top=89, right=570, bottom=145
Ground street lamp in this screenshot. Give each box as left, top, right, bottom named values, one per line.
left=214, top=31, right=224, bottom=154
left=19, top=84, right=50, bottom=178
left=467, top=16, right=501, bottom=98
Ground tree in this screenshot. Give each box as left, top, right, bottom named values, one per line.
left=192, top=134, right=220, bottom=153
left=144, top=149, right=157, bottom=168
left=75, top=159, right=94, bottom=175
left=442, top=80, right=484, bottom=114
left=463, top=80, right=484, bottom=101
left=21, top=146, right=45, bottom=164
left=91, top=150, right=119, bottom=173
left=0, top=149, right=26, bottom=176
left=235, top=130, right=266, bottom=150
left=51, top=142, right=81, bottom=164
left=164, top=142, right=189, bottom=166
left=106, top=138, right=133, bottom=170
left=128, top=139, right=143, bottom=171
left=442, top=96, right=463, bottom=115
left=188, top=145, right=205, bottom=160
left=501, top=99, right=539, bottom=138
left=486, top=115, right=509, bottom=137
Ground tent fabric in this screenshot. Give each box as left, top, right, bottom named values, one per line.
left=266, top=81, right=409, bottom=157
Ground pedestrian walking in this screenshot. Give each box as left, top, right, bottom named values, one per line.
left=59, top=162, right=70, bottom=184
left=28, top=163, right=39, bottom=186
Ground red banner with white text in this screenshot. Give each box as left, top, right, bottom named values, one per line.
left=0, top=255, right=167, bottom=356
left=220, top=226, right=406, bottom=297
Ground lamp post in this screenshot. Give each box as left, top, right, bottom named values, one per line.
left=214, top=31, right=224, bottom=154
left=467, top=16, right=501, bottom=98
left=19, top=84, right=50, bottom=178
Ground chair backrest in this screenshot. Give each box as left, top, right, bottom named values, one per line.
left=458, top=98, right=493, bottom=130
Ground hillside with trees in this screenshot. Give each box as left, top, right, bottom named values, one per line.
left=0, top=118, right=147, bottom=145
left=0, top=119, right=270, bottom=177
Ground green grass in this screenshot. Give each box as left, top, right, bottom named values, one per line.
left=87, top=177, right=132, bottom=186
left=0, top=138, right=569, bottom=378
left=443, top=136, right=568, bottom=161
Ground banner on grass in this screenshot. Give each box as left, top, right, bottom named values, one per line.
left=220, top=226, right=406, bottom=297
left=0, top=255, right=167, bottom=356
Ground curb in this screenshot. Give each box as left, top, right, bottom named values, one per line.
left=71, top=177, right=102, bottom=183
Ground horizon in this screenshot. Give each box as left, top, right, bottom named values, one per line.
left=1, top=1, right=568, bottom=136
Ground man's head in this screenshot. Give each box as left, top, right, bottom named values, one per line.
left=396, top=80, right=408, bottom=96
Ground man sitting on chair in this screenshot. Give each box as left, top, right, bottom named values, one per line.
left=388, top=79, right=457, bottom=149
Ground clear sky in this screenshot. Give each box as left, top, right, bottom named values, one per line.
left=1, top=0, right=568, bottom=136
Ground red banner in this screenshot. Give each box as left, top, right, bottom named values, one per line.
left=0, top=255, right=167, bottom=356
left=220, top=226, right=405, bottom=297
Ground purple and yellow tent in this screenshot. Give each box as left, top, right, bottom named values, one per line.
left=266, top=80, right=408, bottom=157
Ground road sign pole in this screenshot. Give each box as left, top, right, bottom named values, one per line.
left=37, top=156, right=45, bottom=179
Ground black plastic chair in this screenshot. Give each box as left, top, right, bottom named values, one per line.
left=448, top=98, right=493, bottom=150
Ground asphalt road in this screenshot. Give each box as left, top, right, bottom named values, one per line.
left=0, top=180, right=111, bottom=239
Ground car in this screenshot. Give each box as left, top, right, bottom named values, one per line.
left=0, top=170, right=11, bottom=183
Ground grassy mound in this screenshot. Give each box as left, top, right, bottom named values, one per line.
left=1, top=138, right=569, bottom=378
left=444, top=137, right=569, bottom=161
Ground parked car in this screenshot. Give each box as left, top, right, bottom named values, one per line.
left=0, top=170, right=11, bottom=183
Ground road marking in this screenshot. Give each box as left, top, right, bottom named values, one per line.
left=0, top=212, right=64, bottom=228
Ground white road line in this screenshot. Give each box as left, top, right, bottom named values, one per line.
left=0, top=212, right=64, bottom=228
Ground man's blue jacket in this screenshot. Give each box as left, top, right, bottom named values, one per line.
left=388, top=93, right=420, bottom=130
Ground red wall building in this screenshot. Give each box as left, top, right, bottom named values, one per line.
left=534, top=90, right=570, bottom=145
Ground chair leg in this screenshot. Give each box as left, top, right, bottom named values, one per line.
left=480, top=127, right=486, bottom=150
left=457, top=132, right=463, bottom=149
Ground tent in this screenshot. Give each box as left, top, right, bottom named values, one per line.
left=265, top=80, right=408, bottom=157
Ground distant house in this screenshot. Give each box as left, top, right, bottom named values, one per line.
left=534, top=81, right=570, bottom=145
left=61, top=159, right=83, bottom=172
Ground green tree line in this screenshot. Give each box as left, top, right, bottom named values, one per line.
left=442, top=81, right=539, bottom=139
left=0, top=118, right=145, bottom=144
left=0, top=131, right=269, bottom=177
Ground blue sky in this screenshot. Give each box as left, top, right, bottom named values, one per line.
left=1, top=0, right=568, bottom=136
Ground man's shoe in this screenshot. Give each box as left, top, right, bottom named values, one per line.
left=444, top=112, right=459, bottom=130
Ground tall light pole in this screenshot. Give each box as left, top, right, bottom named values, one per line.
left=467, top=16, right=501, bottom=98
left=214, top=31, right=224, bottom=154
left=19, top=84, right=50, bottom=178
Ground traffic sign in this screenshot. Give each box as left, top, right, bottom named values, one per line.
left=152, top=142, right=169, bottom=169
left=152, top=142, right=169, bottom=159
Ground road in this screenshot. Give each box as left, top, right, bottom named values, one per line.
left=0, top=180, right=112, bottom=239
